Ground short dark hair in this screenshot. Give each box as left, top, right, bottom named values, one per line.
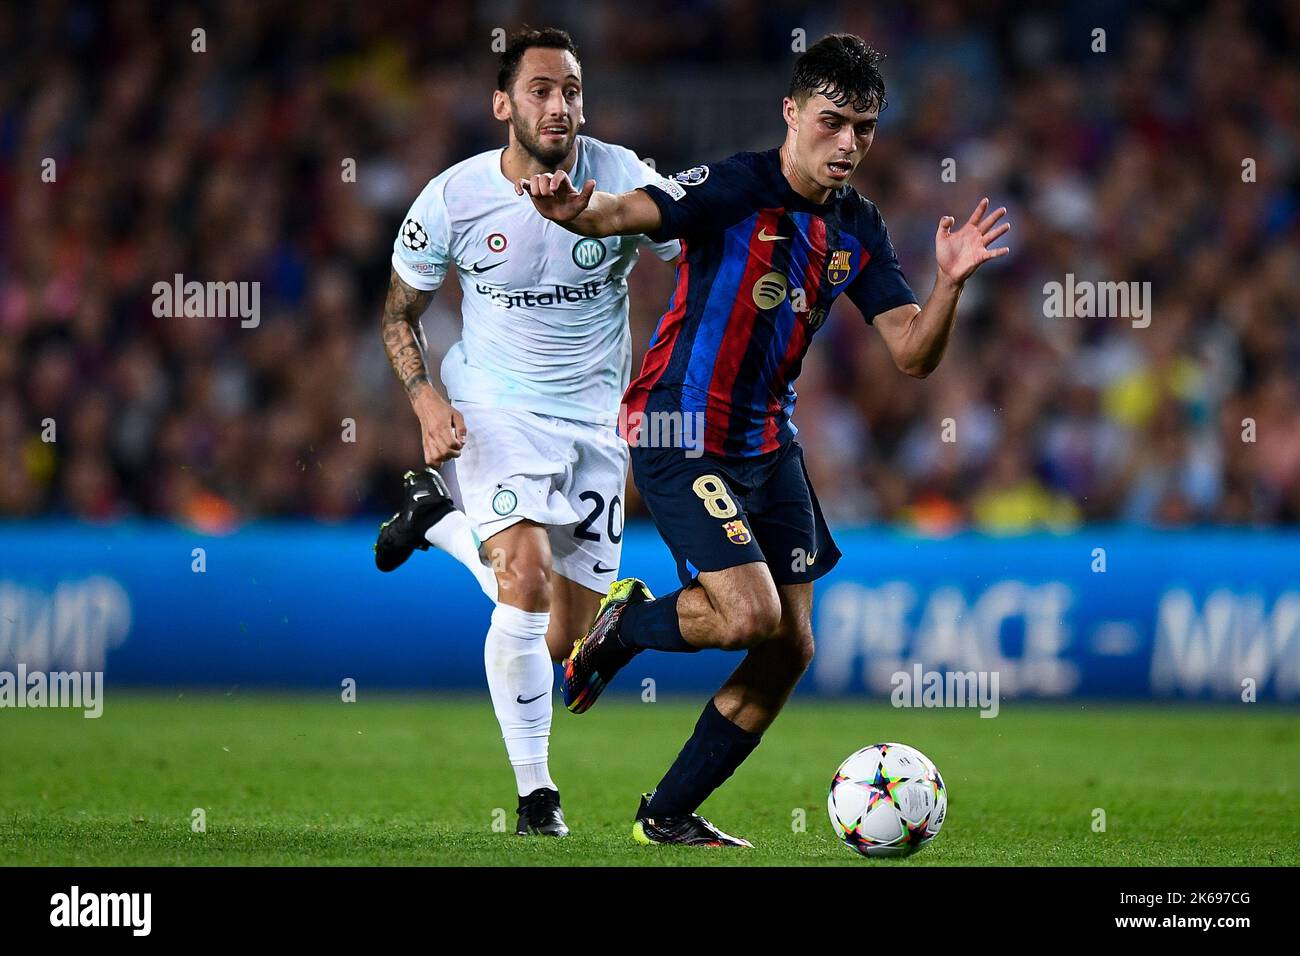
left=497, top=27, right=580, bottom=93
left=789, top=34, right=887, bottom=114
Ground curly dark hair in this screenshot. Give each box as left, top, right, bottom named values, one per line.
left=497, top=27, right=581, bottom=93
left=789, top=33, right=888, bottom=114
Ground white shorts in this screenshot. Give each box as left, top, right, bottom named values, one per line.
left=442, top=401, right=628, bottom=593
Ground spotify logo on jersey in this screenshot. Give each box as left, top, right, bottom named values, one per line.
left=572, top=238, right=607, bottom=269
left=752, top=271, right=788, bottom=309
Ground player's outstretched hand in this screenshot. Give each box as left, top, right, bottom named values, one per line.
left=515, top=169, right=596, bottom=223
left=935, top=198, right=1010, bottom=285
left=412, top=389, right=467, bottom=465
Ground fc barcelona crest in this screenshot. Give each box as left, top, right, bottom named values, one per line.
left=723, top=520, right=752, bottom=545
left=827, top=249, right=853, bottom=285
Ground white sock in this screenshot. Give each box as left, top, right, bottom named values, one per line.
left=425, top=509, right=498, bottom=603
left=484, top=603, right=557, bottom=797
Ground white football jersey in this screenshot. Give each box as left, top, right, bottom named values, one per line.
left=392, top=136, right=680, bottom=425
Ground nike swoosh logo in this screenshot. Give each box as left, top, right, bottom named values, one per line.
left=757, top=229, right=787, bottom=242
left=592, top=562, right=617, bottom=574
left=516, top=692, right=547, bottom=704
left=412, top=491, right=430, bottom=500
left=468, top=260, right=506, bottom=274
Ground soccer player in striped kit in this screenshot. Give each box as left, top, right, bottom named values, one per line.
left=521, top=33, right=1009, bottom=845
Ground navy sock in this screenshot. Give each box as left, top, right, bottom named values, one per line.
left=618, top=590, right=696, bottom=652
left=645, top=699, right=762, bottom=817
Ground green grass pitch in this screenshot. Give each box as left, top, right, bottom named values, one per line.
left=1, top=693, right=1296, bottom=866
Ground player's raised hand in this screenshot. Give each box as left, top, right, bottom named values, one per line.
left=515, top=169, right=596, bottom=223
left=935, top=198, right=1010, bottom=285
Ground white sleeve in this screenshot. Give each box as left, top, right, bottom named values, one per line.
left=391, top=178, right=453, bottom=291
left=620, top=150, right=682, bottom=262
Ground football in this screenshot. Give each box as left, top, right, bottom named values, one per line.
left=827, top=743, right=947, bottom=858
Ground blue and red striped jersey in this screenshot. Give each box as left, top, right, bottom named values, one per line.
left=625, top=149, right=917, bottom=458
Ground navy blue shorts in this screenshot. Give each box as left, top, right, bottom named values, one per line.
left=630, top=440, right=841, bottom=588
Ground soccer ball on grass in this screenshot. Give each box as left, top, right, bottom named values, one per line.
left=827, top=742, right=946, bottom=858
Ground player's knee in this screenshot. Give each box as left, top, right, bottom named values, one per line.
left=715, top=594, right=782, bottom=650
left=497, top=558, right=551, bottom=613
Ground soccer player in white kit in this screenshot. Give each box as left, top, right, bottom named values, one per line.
left=373, top=28, right=679, bottom=836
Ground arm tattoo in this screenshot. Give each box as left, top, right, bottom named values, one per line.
left=381, top=267, right=436, bottom=397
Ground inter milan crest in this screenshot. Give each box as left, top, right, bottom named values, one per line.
left=492, top=488, right=518, bottom=516
left=572, top=237, right=607, bottom=269
left=827, top=249, right=852, bottom=284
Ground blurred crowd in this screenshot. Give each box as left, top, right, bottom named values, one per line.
left=2, top=0, right=1298, bottom=532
